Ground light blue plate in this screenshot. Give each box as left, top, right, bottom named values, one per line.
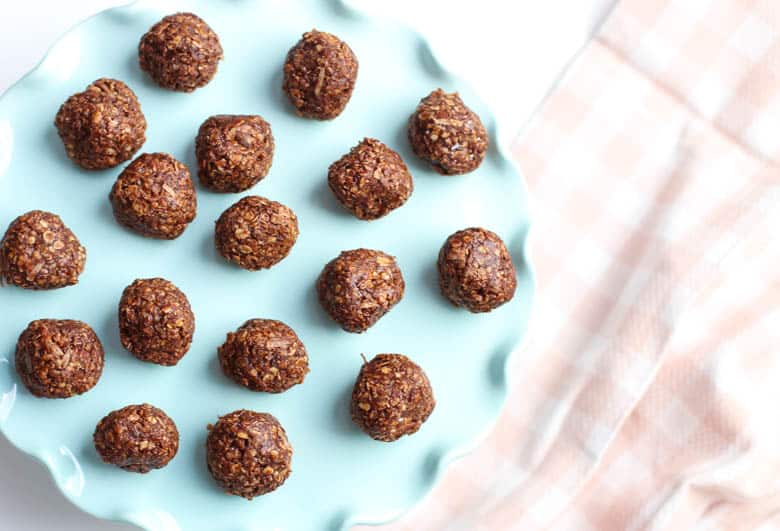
left=0, top=1, right=534, bottom=529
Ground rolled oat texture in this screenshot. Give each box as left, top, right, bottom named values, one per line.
left=214, top=195, right=298, bottom=270
left=54, top=78, right=146, bottom=170
left=109, top=152, right=197, bottom=239
left=328, top=138, right=413, bottom=220
left=16, top=319, right=104, bottom=399
left=139, top=12, right=223, bottom=92
left=0, top=210, right=86, bottom=290
left=196, top=114, right=275, bottom=193
left=317, top=248, right=404, bottom=333
left=408, top=88, right=488, bottom=175
left=438, top=227, right=517, bottom=313
left=118, top=278, right=195, bottom=366
left=218, top=319, right=309, bottom=393
left=94, top=403, right=179, bottom=473
left=206, top=410, right=293, bottom=499
left=283, top=29, right=358, bottom=119
left=351, top=354, right=435, bottom=442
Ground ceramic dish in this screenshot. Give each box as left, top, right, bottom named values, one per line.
left=0, top=0, right=534, bottom=529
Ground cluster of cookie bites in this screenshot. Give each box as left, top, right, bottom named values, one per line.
left=1, top=12, right=519, bottom=499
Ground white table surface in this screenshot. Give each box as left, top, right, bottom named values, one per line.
left=0, top=1, right=615, bottom=529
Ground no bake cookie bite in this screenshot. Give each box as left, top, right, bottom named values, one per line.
left=196, top=114, right=275, bottom=193
left=351, top=354, right=435, bottom=442
left=118, top=278, right=195, bottom=366
left=139, top=13, right=223, bottom=92
left=283, top=30, right=358, bottom=119
left=206, top=410, right=293, bottom=499
left=317, top=249, right=404, bottom=333
left=408, top=89, right=488, bottom=175
left=94, top=403, right=179, bottom=473
left=1, top=210, right=86, bottom=290
left=55, top=78, right=146, bottom=170
left=16, top=319, right=104, bottom=399
left=438, top=227, right=517, bottom=313
left=218, top=319, right=309, bottom=393
left=328, top=138, right=413, bottom=220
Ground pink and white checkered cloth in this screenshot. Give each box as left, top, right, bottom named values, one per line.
left=363, top=0, right=780, bottom=529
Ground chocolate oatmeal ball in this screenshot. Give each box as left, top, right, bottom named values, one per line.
left=438, top=227, right=517, bottom=313
left=118, top=278, right=195, bottom=366
left=196, top=115, right=275, bottom=193
left=109, top=153, right=197, bottom=239
left=139, top=12, right=223, bottom=92
left=408, top=89, right=489, bottom=175
left=54, top=78, right=146, bottom=170
left=1, top=210, right=86, bottom=290
left=351, top=354, right=435, bottom=442
left=94, top=404, right=179, bottom=473
left=15, top=319, right=104, bottom=399
left=283, top=30, right=358, bottom=120
left=328, top=138, right=413, bottom=220
left=219, top=319, right=309, bottom=393
left=214, top=196, right=298, bottom=270
left=206, top=410, right=293, bottom=499
left=317, top=249, right=404, bottom=333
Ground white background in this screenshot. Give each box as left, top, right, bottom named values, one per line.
left=0, top=1, right=615, bottom=529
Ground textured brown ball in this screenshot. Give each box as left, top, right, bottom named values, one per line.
left=317, top=249, right=404, bottom=333
left=196, top=115, right=275, bottom=193
left=109, top=152, right=197, bottom=239
left=351, top=354, right=435, bottom=442
left=139, top=12, right=223, bottom=92
left=54, top=78, right=146, bottom=170
left=206, top=410, right=293, bottom=499
left=282, top=29, right=358, bottom=119
left=328, top=138, right=413, bottom=220
left=218, top=319, right=309, bottom=393
left=438, top=227, right=517, bottom=313
left=1, top=210, right=86, bottom=290
left=118, top=278, right=195, bottom=366
left=214, top=196, right=298, bottom=270
left=15, top=319, right=104, bottom=399
left=94, top=404, right=179, bottom=473
left=408, top=89, right=488, bottom=175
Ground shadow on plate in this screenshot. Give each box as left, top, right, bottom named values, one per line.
left=308, top=177, right=352, bottom=219
left=420, top=261, right=452, bottom=312
left=330, top=379, right=362, bottom=439
left=201, top=231, right=227, bottom=268
left=301, top=277, right=340, bottom=332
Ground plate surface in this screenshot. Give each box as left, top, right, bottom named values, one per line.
left=0, top=1, right=534, bottom=530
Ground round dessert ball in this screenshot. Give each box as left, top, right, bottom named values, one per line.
left=206, top=410, right=293, bottom=499
left=109, top=152, right=197, bottom=239
left=118, top=278, right=195, bottom=366
left=282, top=29, right=359, bottom=120
left=408, top=88, right=488, bottom=175
left=328, top=138, right=413, bottom=220
left=0, top=210, right=86, bottom=290
left=214, top=196, right=298, bottom=270
left=218, top=319, right=309, bottom=393
left=138, top=12, right=223, bottom=92
left=94, top=403, right=179, bottom=473
left=54, top=78, right=146, bottom=170
left=15, top=319, right=104, bottom=399
left=438, top=227, right=517, bottom=313
left=351, top=354, right=435, bottom=442
left=317, top=249, right=404, bottom=333
left=196, top=114, right=275, bottom=193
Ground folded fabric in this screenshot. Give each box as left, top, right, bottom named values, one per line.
left=361, top=0, right=780, bottom=529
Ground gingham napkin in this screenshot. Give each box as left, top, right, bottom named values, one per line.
left=362, top=0, right=780, bottom=529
